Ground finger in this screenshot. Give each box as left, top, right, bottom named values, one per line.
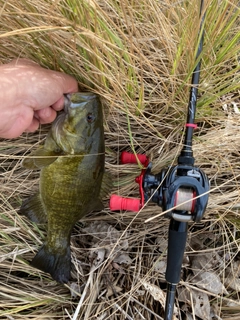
left=30, top=73, right=78, bottom=111
left=24, top=117, right=40, bottom=132
left=35, top=107, right=57, bottom=124
left=52, top=72, right=79, bottom=95
left=51, top=95, right=65, bottom=111
left=0, top=106, right=37, bottom=138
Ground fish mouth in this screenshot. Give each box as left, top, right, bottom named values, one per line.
left=64, top=92, right=97, bottom=114
left=64, top=95, right=71, bottom=114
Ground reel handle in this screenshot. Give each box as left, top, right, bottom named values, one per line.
left=121, top=151, right=149, bottom=166
left=109, top=195, right=141, bottom=211
left=110, top=152, right=148, bottom=211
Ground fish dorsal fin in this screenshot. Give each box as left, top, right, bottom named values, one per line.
left=22, top=146, right=61, bottom=170
left=99, top=172, right=112, bottom=200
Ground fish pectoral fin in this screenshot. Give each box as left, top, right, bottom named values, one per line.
left=87, top=172, right=112, bottom=212
left=22, top=146, right=60, bottom=169
left=19, top=192, right=47, bottom=224
left=99, top=172, right=113, bottom=199
left=89, top=199, right=104, bottom=212
left=31, top=244, right=71, bottom=284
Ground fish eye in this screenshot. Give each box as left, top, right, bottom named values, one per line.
left=86, top=113, right=95, bottom=123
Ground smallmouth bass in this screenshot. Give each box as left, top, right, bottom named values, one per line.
left=20, top=92, right=111, bottom=283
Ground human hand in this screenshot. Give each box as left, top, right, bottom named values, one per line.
left=0, top=58, right=78, bottom=139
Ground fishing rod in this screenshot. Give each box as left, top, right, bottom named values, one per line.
left=110, top=1, right=209, bottom=319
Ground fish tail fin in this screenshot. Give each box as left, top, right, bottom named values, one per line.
left=31, top=244, right=71, bottom=284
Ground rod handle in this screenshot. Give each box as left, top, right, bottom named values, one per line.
left=165, top=220, right=188, bottom=284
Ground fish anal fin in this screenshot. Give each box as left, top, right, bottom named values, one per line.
left=90, top=199, right=104, bottom=212
left=86, top=172, right=112, bottom=212
left=99, top=172, right=112, bottom=199
left=31, top=244, right=71, bottom=284
left=19, top=193, right=47, bottom=224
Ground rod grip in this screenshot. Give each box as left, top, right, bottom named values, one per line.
left=110, top=195, right=141, bottom=211
left=165, top=220, right=188, bottom=284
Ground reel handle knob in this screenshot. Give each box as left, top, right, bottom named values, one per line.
left=121, top=151, right=149, bottom=166
left=110, top=194, right=141, bottom=211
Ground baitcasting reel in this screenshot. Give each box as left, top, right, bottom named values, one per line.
left=110, top=151, right=209, bottom=223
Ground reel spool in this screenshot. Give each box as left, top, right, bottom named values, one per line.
left=174, top=187, right=196, bottom=212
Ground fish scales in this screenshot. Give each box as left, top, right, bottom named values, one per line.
left=40, top=156, right=102, bottom=212
left=20, top=92, right=111, bottom=283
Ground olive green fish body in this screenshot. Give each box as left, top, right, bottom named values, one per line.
left=39, top=151, right=104, bottom=250
left=20, top=93, right=109, bottom=283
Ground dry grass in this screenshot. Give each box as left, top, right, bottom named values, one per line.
left=0, top=0, right=240, bottom=319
